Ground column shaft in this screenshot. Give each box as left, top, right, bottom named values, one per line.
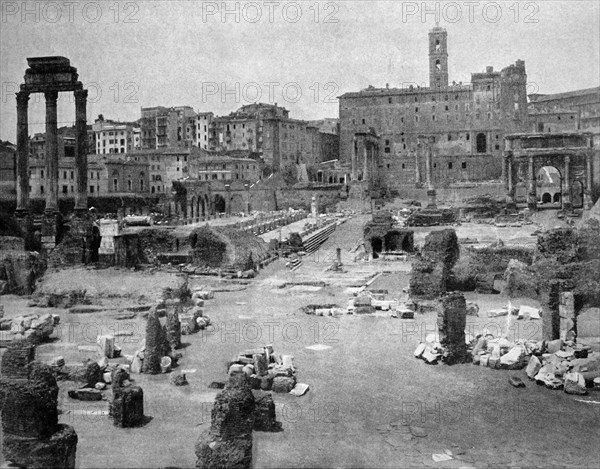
left=16, top=92, right=30, bottom=211
left=74, top=89, right=88, bottom=211
left=45, top=91, right=59, bottom=212
left=563, top=155, right=572, bottom=211
left=527, top=156, right=536, bottom=211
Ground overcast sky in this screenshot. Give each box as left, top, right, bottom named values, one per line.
left=1, top=0, right=599, bottom=141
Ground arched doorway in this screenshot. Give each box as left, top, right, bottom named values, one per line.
left=553, top=193, right=561, bottom=203
left=214, top=194, right=226, bottom=214
left=571, top=180, right=584, bottom=208
left=536, top=166, right=562, bottom=209
left=371, top=237, right=383, bottom=259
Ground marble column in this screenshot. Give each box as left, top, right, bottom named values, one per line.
left=527, top=156, right=536, bottom=211
left=74, top=89, right=88, bottom=211
left=45, top=91, right=59, bottom=213
left=505, top=156, right=516, bottom=210
left=585, top=151, right=593, bottom=209
left=425, top=138, right=436, bottom=208
left=16, top=91, right=30, bottom=212
left=563, top=155, right=572, bottom=211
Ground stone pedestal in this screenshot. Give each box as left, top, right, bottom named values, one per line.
left=426, top=189, right=437, bottom=209
left=41, top=211, right=59, bottom=250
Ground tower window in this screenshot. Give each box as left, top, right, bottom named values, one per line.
left=435, top=39, right=440, bottom=51
left=435, top=59, right=441, bottom=71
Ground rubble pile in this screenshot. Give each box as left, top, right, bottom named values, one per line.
left=0, top=344, right=78, bottom=469
left=0, top=312, right=59, bottom=345
left=227, top=344, right=308, bottom=396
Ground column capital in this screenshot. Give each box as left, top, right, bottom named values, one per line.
left=74, top=88, right=88, bottom=101
left=16, top=91, right=30, bottom=106
left=564, top=155, right=571, bottom=164
left=44, top=90, right=59, bottom=102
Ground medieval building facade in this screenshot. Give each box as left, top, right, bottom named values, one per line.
left=338, top=27, right=529, bottom=191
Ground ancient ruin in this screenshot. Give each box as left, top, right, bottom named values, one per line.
left=0, top=344, right=78, bottom=468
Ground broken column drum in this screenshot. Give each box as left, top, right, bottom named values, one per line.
left=110, top=368, right=145, bottom=428
left=437, top=293, right=468, bottom=365
left=0, top=359, right=78, bottom=469
left=166, top=305, right=182, bottom=350
left=195, top=374, right=255, bottom=469
left=142, top=309, right=172, bottom=374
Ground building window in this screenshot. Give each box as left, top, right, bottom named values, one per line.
left=384, top=147, right=391, bottom=153
left=40, top=185, right=44, bottom=194
left=63, top=171, right=67, bottom=179
left=415, top=107, right=419, bottom=113
left=476, top=133, right=487, bottom=153
left=113, top=178, right=118, bottom=191
left=462, top=162, right=467, bottom=169
left=70, top=171, right=74, bottom=179
left=401, top=163, right=405, bottom=169
left=448, top=162, right=453, bottom=169
left=90, top=185, right=95, bottom=193
left=466, top=133, right=470, bottom=141
left=62, top=185, right=68, bottom=194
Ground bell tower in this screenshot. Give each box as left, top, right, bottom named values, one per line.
left=429, top=26, right=448, bottom=89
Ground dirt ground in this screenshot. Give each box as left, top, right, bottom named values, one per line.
left=1, top=214, right=599, bottom=468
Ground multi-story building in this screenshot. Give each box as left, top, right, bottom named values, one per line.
left=126, top=147, right=193, bottom=194
left=528, top=87, right=600, bottom=141
left=195, top=112, right=214, bottom=150
left=189, top=152, right=261, bottom=182
left=208, top=103, right=337, bottom=174
left=528, top=86, right=600, bottom=185
left=140, top=106, right=197, bottom=149
left=104, top=158, right=150, bottom=195
left=91, top=116, right=141, bottom=155
left=338, top=26, right=529, bottom=189
left=0, top=140, right=16, bottom=199
left=29, top=127, right=77, bottom=160
left=28, top=155, right=106, bottom=199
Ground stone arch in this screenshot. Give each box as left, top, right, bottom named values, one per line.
left=541, top=192, right=552, bottom=204
left=553, top=192, right=561, bottom=203
left=214, top=194, right=226, bottom=214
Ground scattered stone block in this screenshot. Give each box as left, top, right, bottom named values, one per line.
left=260, top=374, right=274, bottom=391
left=253, top=353, right=268, bottom=376
left=526, top=355, right=542, bottom=379
left=97, top=335, right=115, bottom=359
left=170, top=373, right=189, bottom=386
left=414, top=343, right=426, bottom=358
left=547, top=339, right=563, bottom=354
left=289, top=383, right=309, bottom=396
left=95, top=382, right=107, bottom=390
left=564, top=372, right=587, bottom=395
left=229, top=364, right=244, bottom=375
left=509, top=376, right=526, bottom=388
left=68, top=388, right=102, bottom=401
